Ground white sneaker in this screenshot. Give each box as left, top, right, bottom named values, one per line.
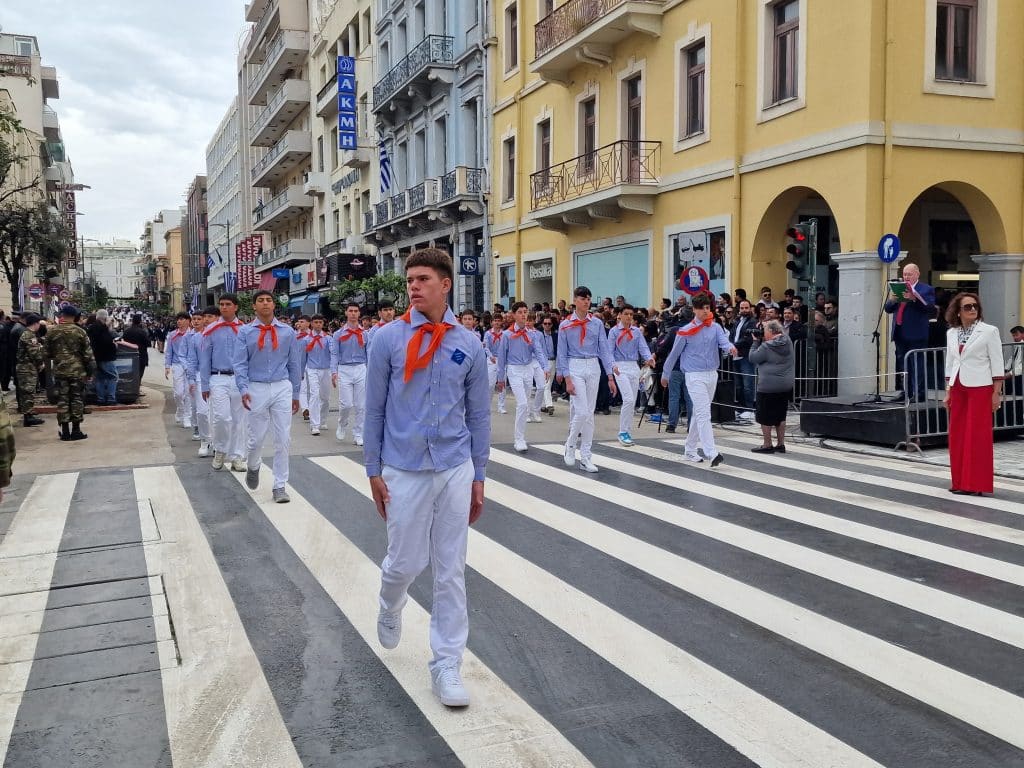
left=514, top=440, right=528, bottom=453
left=311, top=427, right=320, bottom=436
left=211, top=451, right=226, bottom=470
left=580, top=459, right=599, bottom=473
left=528, top=414, right=543, bottom=423
left=563, top=445, right=576, bottom=467
left=354, top=436, right=364, bottom=447
left=336, top=429, right=345, bottom=441
left=190, top=428, right=201, bottom=441
left=431, top=664, right=470, bottom=707
left=739, top=410, right=755, bottom=420
left=683, top=453, right=704, bottom=463
left=498, top=408, right=508, bottom=415
left=377, top=609, right=402, bottom=649
left=231, top=458, right=247, bottom=472
left=197, top=441, right=211, bottom=458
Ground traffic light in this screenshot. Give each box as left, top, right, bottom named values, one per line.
left=785, top=220, right=817, bottom=282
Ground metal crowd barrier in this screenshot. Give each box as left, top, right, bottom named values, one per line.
left=718, top=338, right=839, bottom=409
left=900, top=343, right=1023, bottom=451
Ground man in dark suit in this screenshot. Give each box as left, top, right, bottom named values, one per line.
left=884, top=262, right=935, bottom=402
left=729, top=299, right=757, bottom=415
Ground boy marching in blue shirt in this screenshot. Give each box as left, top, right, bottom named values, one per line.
left=496, top=302, right=549, bottom=452
left=609, top=305, right=655, bottom=447
left=200, top=295, right=248, bottom=472
left=164, top=312, right=192, bottom=428
left=234, top=291, right=303, bottom=503
left=364, top=248, right=489, bottom=708
left=303, top=314, right=333, bottom=435
left=483, top=314, right=507, bottom=414
left=330, top=302, right=368, bottom=446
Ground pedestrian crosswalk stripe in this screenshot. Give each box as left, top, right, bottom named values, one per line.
left=0, top=473, right=77, bottom=761
left=133, top=466, right=304, bottom=768
left=488, top=448, right=1024, bottom=651
left=240, top=459, right=595, bottom=768
left=685, top=437, right=1024, bottom=516
left=315, top=454, right=886, bottom=768
left=481, top=454, right=1024, bottom=751
left=532, top=444, right=1024, bottom=588
left=636, top=441, right=1024, bottom=543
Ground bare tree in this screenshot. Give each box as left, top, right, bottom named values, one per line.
left=0, top=202, right=68, bottom=312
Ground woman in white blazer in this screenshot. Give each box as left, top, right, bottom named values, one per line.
left=943, top=292, right=1005, bottom=496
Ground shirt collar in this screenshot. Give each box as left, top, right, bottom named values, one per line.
left=407, top=306, right=458, bottom=328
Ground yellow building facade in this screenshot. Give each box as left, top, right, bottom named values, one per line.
left=489, top=0, right=1024, bottom=330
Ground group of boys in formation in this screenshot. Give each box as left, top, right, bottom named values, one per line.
left=166, top=249, right=731, bottom=711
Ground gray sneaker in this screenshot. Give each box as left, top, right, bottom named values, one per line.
left=245, top=467, right=260, bottom=490
left=377, top=609, right=402, bottom=649
left=272, top=487, right=290, bottom=503
left=431, top=664, right=470, bottom=707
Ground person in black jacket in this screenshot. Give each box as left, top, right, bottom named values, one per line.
left=121, top=314, right=151, bottom=384
left=87, top=310, right=119, bottom=405
left=728, top=299, right=757, bottom=416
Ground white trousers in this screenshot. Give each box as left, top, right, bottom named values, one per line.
left=171, top=364, right=190, bottom=426
left=684, top=369, right=719, bottom=460
left=487, top=358, right=507, bottom=410
left=614, top=361, right=640, bottom=436
left=246, top=380, right=293, bottom=490
left=209, top=374, right=247, bottom=460
left=299, top=371, right=309, bottom=412
left=379, top=459, right=473, bottom=671
left=531, top=361, right=547, bottom=414
left=192, top=380, right=210, bottom=440
left=540, top=359, right=555, bottom=409
left=336, top=364, right=366, bottom=439
left=565, top=357, right=600, bottom=461
left=506, top=364, right=535, bottom=444
left=305, top=368, right=332, bottom=429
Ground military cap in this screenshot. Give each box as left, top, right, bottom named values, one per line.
left=59, top=305, right=81, bottom=319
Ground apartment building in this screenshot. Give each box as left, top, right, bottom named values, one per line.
left=139, top=208, right=185, bottom=305
left=205, top=98, right=245, bottom=298
left=164, top=225, right=186, bottom=311
left=307, top=0, right=378, bottom=312
left=245, top=0, right=318, bottom=314
left=490, top=0, right=1024, bottom=354
left=365, top=0, right=491, bottom=310
left=0, top=32, right=71, bottom=313
left=84, top=240, right=142, bottom=301
left=184, top=175, right=208, bottom=308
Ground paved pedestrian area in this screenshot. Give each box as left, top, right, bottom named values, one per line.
left=2, top=389, right=1024, bottom=767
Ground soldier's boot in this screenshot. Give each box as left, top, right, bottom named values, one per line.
left=59, top=423, right=71, bottom=441
left=68, top=422, right=88, bottom=441
left=23, top=414, right=44, bottom=427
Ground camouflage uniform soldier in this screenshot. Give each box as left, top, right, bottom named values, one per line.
left=0, top=391, right=16, bottom=501
left=44, top=305, right=96, bottom=442
left=15, top=313, right=46, bottom=427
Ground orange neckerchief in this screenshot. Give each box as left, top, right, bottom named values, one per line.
left=564, top=314, right=591, bottom=343
left=616, top=326, right=634, bottom=345
left=509, top=326, right=532, bottom=344
left=296, top=331, right=309, bottom=340
left=489, top=330, right=502, bottom=345
left=402, top=309, right=452, bottom=383
left=203, top=319, right=240, bottom=337
left=340, top=326, right=365, bottom=347
left=676, top=316, right=715, bottom=337
left=376, top=320, right=388, bottom=328
left=257, top=323, right=278, bottom=351
left=306, top=333, right=325, bottom=353
left=171, top=329, right=187, bottom=342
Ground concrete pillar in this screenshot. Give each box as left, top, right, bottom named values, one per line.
left=830, top=251, right=893, bottom=397
left=971, top=254, right=1024, bottom=342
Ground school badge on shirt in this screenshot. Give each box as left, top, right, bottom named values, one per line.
left=451, top=348, right=467, bottom=365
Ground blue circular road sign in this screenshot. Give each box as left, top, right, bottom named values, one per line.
left=878, top=233, right=901, bottom=263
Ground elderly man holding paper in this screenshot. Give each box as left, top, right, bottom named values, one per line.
left=884, top=262, right=936, bottom=403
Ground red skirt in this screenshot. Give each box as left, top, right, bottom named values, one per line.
left=948, top=379, right=994, bottom=493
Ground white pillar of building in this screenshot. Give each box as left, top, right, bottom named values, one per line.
left=971, top=253, right=1024, bottom=342
left=829, top=250, right=904, bottom=397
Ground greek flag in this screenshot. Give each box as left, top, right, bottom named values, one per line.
left=206, top=251, right=215, bottom=270
left=379, top=134, right=392, bottom=195
left=189, top=285, right=200, bottom=314
left=224, top=271, right=237, bottom=294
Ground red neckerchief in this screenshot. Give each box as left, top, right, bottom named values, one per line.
left=401, top=309, right=452, bottom=382
left=171, top=329, right=187, bottom=342
left=489, top=330, right=502, bottom=345
left=677, top=316, right=715, bottom=337
left=306, top=333, right=325, bottom=353
left=296, top=331, right=309, bottom=340
left=509, top=326, right=532, bottom=344
left=564, top=314, right=591, bottom=343
left=616, top=326, right=634, bottom=345
left=339, top=326, right=365, bottom=347
left=202, top=319, right=240, bottom=337
left=257, top=323, right=278, bottom=351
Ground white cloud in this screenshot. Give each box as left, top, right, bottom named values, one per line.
left=2, top=1, right=246, bottom=241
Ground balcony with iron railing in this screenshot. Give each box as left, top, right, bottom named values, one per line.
left=251, top=130, right=312, bottom=187
left=372, top=35, right=455, bottom=114
left=251, top=79, right=310, bottom=146
left=250, top=0, right=280, bottom=51
left=247, top=29, right=310, bottom=106
left=42, top=105, right=60, bottom=139
left=531, top=0, right=665, bottom=84
left=364, top=209, right=375, bottom=232
left=255, top=238, right=316, bottom=270
left=252, top=185, right=314, bottom=229
left=41, top=65, right=59, bottom=100
left=315, top=74, right=338, bottom=117
left=439, top=166, right=485, bottom=203
left=529, top=140, right=660, bottom=229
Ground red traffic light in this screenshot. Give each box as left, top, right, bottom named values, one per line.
left=786, top=227, right=806, bottom=242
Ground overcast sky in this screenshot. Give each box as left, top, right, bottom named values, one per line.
left=3, top=1, right=246, bottom=244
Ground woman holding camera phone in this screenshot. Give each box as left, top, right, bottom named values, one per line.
left=747, top=320, right=795, bottom=453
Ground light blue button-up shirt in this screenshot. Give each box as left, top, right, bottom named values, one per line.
left=233, top=318, right=302, bottom=398
left=365, top=320, right=391, bottom=350
left=199, top=319, right=242, bottom=393
left=663, top=320, right=734, bottom=374
left=608, top=325, right=653, bottom=364
left=183, top=329, right=201, bottom=382
left=304, top=331, right=332, bottom=369
left=556, top=313, right=615, bottom=377
left=496, top=325, right=548, bottom=380
left=164, top=329, right=190, bottom=367
left=364, top=306, right=490, bottom=482
left=537, top=331, right=555, bottom=361
left=330, top=325, right=368, bottom=367
left=483, top=329, right=503, bottom=362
